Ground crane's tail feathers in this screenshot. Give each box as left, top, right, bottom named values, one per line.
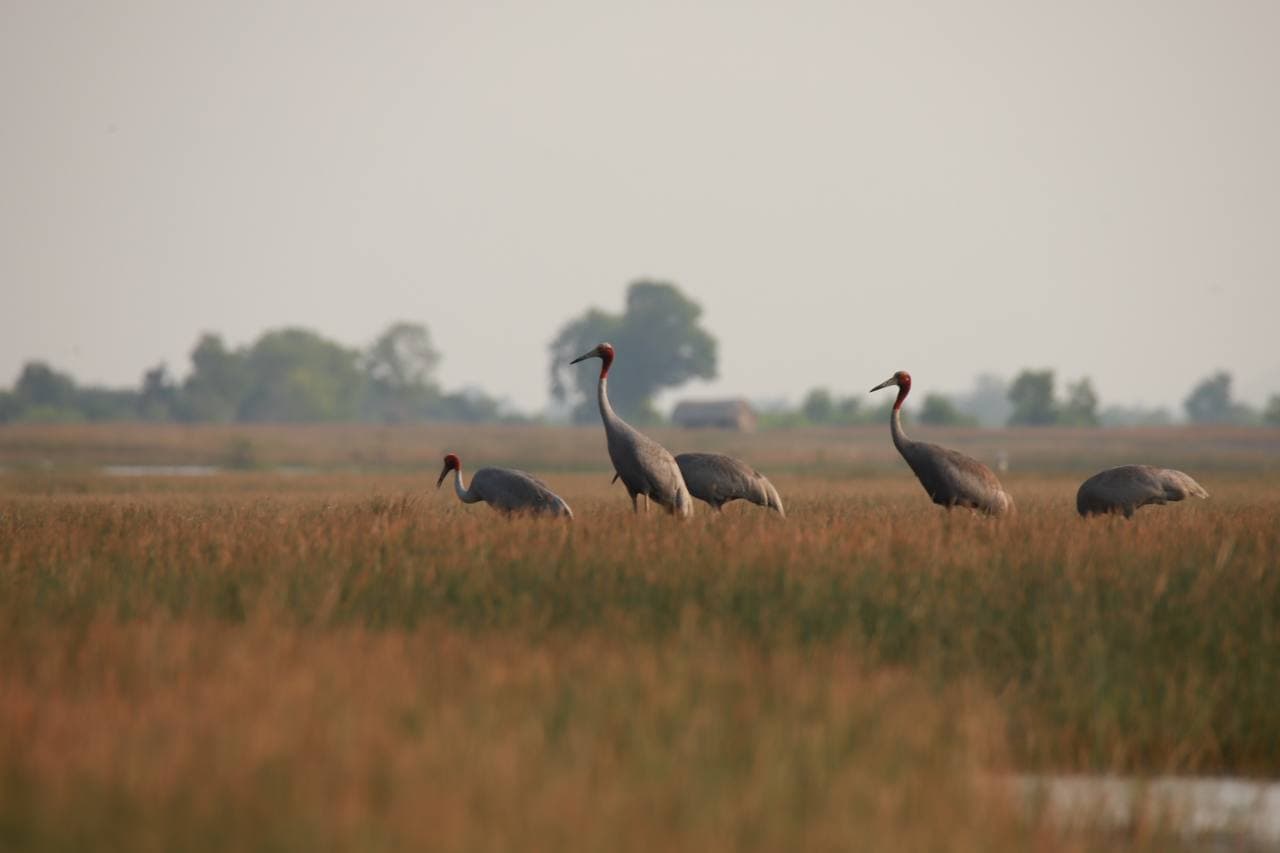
left=611, top=471, right=620, bottom=485
left=762, top=477, right=786, bottom=518
left=989, top=489, right=1015, bottom=517
left=1159, top=469, right=1208, bottom=501
left=675, top=486, right=693, bottom=518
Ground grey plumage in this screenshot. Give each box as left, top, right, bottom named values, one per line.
left=871, top=371, right=1013, bottom=516
left=674, top=452, right=785, bottom=516
left=437, top=454, right=572, bottom=518
left=1076, top=465, right=1208, bottom=518
left=571, top=342, right=693, bottom=517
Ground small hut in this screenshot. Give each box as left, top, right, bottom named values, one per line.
left=671, top=398, right=758, bottom=432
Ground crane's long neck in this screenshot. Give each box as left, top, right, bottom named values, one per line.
left=451, top=468, right=478, bottom=503
left=597, top=373, right=626, bottom=436
left=890, top=384, right=912, bottom=453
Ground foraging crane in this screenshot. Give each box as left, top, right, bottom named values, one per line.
left=674, top=452, right=786, bottom=516
left=436, top=453, right=573, bottom=518
left=1076, top=465, right=1208, bottom=518
left=870, top=371, right=1013, bottom=516
left=570, top=342, right=692, bottom=517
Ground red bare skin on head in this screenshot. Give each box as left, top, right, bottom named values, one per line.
left=437, top=452, right=462, bottom=487
left=894, top=372, right=912, bottom=411
left=598, top=344, right=615, bottom=379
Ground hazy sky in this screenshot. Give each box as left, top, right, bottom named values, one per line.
left=3, top=1, right=1277, bottom=414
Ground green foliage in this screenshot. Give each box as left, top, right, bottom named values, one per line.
left=1265, top=395, right=1280, bottom=428
left=1058, top=378, right=1100, bottom=427
left=177, top=334, right=248, bottom=422
left=236, top=329, right=366, bottom=422
left=918, top=393, right=978, bottom=427
left=361, top=322, right=443, bottom=423
left=1183, top=371, right=1257, bottom=425
left=549, top=281, right=717, bottom=423
left=1007, top=370, right=1057, bottom=426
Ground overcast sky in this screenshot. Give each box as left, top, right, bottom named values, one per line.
left=2, top=1, right=1277, bottom=414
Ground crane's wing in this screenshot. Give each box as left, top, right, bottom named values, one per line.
left=1076, top=465, right=1207, bottom=517
left=470, top=468, right=573, bottom=517
left=675, top=452, right=785, bottom=515
left=904, top=442, right=1012, bottom=515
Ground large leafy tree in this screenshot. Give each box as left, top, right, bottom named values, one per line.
left=362, top=322, right=442, bottom=422
left=1007, top=370, right=1058, bottom=426
left=549, top=281, right=717, bottom=423
left=237, top=329, right=365, bottom=422
left=178, top=334, right=249, bottom=422
left=1182, top=371, right=1255, bottom=424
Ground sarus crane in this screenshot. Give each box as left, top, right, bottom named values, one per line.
left=1076, top=465, right=1208, bottom=518
left=674, top=452, right=786, bottom=516
left=570, top=342, right=693, bottom=517
left=436, top=453, right=573, bottom=518
left=870, top=370, right=1013, bottom=516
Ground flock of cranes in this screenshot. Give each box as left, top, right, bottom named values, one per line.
left=436, top=343, right=1209, bottom=521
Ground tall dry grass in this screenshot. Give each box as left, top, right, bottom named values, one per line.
left=0, top=460, right=1276, bottom=849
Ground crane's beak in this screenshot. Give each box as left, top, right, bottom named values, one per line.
left=869, top=376, right=898, bottom=393
left=569, top=348, right=597, bottom=365
left=435, top=464, right=450, bottom=488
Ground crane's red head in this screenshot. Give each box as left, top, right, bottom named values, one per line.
left=869, top=371, right=912, bottom=410
left=436, top=453, right=461, bottom=488
left=569, top=342, right=615, bottom=378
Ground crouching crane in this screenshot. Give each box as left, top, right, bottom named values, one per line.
left=570, top=342, right=692, bottom=517
left=437, top=453, right=573, bottom=518
left=674, top=452, right=785, bottom=516
left=870, top=371, right=1013, bottom=516
left=1076, top=465, right=1208, bottom=518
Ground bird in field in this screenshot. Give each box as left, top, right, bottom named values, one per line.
left=570, top=342, right=692, bottom=517
left=870, top=371, right=1013, bottom=516
left=436, top=453, right=573, bottom=518
left=1076, top=465, right=1208, bottom=518
left=674, top=452, right=786, bottom=516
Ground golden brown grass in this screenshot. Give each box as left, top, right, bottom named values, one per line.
left=1, top=424, right=1277, bottom=850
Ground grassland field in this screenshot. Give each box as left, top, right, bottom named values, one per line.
left=1, top=423, right=1278, bottom=851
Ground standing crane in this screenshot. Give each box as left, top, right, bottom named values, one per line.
left=436, top=453, right=573, bottom=518
left=674, top=452, right=786, bottom=516
left=570, top=342, right=693, bottom=517
left=1076, top=465, right=1208, bottom=518
left=870, top=371, right=1013, bottom=516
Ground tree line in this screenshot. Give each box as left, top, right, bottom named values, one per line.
left=2, top=279, right=1278, bottom=427
left=0, top=323, right=514, bottom=425
left=772, top=369, right=1280, bottom=428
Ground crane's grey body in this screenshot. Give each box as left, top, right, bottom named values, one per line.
left=448, top=466, right=573, bottom=518
left=872, top=372, right=1013, bottom=517
left=1076, top=465, right=1208, bottom=518
left=573, top=343, right=692, bottom=517
left=675, top=452, right=785, bottom=516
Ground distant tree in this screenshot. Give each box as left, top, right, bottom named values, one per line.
left=178, top=334, right=248, bottom=422
left=238, top=329, right=365, bottom=422
left=139, top=364, right=179, bottom=421
left=1007, top=370, right=1057, bottom=426
left=0, top=391, right=16, bottom=422
left=1099, top=404, right=1174, bottom=427
left=801, top=388, right=834, bottom=424
left=918, top=393, right=978, bottom=427
left=549, top=281, right=717, bottom=423
left=955, top=373, right=1011, bottom=428
left=13, top=362, right=78, bottom=410
left=362, top=322, right=442, bottom=422
left=1183, top=371, right=1255, bottom=424
left=1058, top=378, right=1100, bottom=427
left=1263, top=395, right=1280, bottom=427
left=76, top=387, right=141, bottom=422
